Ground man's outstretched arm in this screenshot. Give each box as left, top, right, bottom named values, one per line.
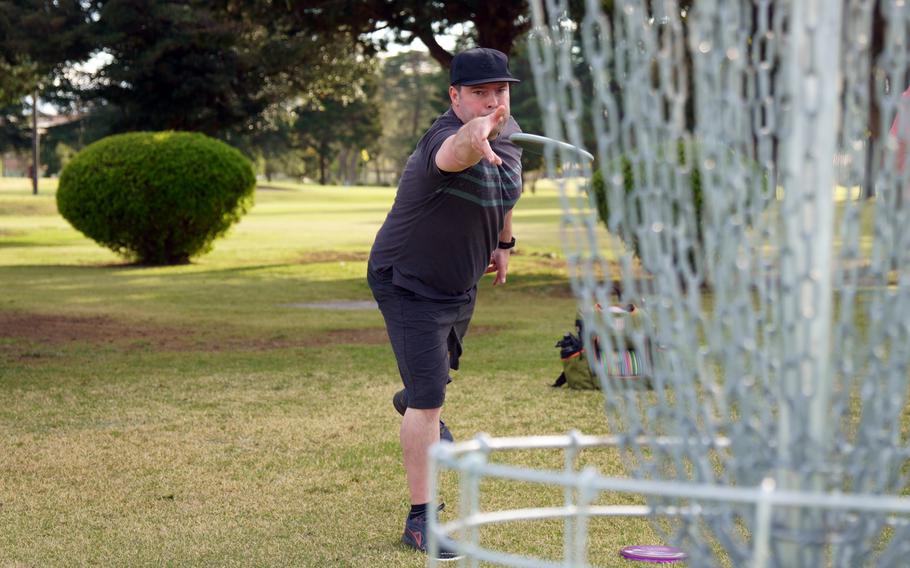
left=435, top=106, right=508, bottom=172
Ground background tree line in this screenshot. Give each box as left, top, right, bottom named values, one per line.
left=0, top=0, right=542, bottom=186
left=1, top=1, right=894, bottom=189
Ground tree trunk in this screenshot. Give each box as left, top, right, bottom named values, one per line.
left=413, top=3, right=531, bottom=67
left=865, top=0, right=885, bottom=199
left=352, top=149, right=362, bottom=184
left=337, top=147, right=350, bottom=185
left=415, top=31, right=453, bottom=69
left=319, top=153, right=326, bottom=185
left=472, top=4, right=531, bottom=56
left=32, top=89, right=39, bottom=195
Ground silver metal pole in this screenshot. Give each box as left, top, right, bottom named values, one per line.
left=802, top=0, right=842, bottom=488
left=777, top=0, right=842, bottom=563
left=31, top=88, right=39, bottom=195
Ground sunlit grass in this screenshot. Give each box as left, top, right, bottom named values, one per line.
left=0, top=177, right=654, bottom=567
left=1, top=173, right=894, bottom=567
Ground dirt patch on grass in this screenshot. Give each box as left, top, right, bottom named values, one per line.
left=0, top=312, right=383, bottom=356
left=316, top=327, right=387, bottom=345
left=0, top=312, right=133, bottom=345
left=0, top=312, right=501, bottom=361
left=285, top=301, right=377, bottom=310
left=514, top=250, right=567, bottom=270
left=527, top=281, right=576, bottom=298
left=296, top=251, right=369, bottom=264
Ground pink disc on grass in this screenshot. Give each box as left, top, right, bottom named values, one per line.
left=619, top=545, right=688, bottom=563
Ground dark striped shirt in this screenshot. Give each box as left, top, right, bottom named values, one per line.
left=370, top=109, right=523, bottom=299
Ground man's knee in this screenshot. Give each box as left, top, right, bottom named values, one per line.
left=404, top=406, right=442, bottom=421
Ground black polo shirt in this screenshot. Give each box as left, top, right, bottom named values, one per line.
left=369, top=109, right=523, bottom=299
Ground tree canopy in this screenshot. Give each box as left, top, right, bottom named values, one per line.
left=0, top=0, right=95, bottom=82
left=93, top=0, right=373, bottom=136
left=294, top=67, right=383, bottom=185
left=0, top=0, right=555, bottom=183
left=0, top=0, right=95, bottom=152
left=222, top=0, right=532, bottom=68
left=376, top=51, right=449, bottom=179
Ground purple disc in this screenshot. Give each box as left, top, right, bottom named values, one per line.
left=619, top=545, right=688, bottom=563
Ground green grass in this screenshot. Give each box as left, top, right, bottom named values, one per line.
left=0, top=178, right=653, bottom=567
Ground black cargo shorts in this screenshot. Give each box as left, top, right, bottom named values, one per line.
left=367, top=265, right=476, bottom=409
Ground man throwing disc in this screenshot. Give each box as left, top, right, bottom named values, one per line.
left=367, top=47, right=523, bottom=560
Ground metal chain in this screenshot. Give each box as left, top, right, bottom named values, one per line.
left=528, top=0, right=910, bottom=566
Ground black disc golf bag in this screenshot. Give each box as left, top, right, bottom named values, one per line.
left=552, top=313, right=599, bottom=390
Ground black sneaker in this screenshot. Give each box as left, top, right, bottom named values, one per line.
left=401, top=512, right=463, bottom=561
left=392, top=388, right=455, bottom=443
left=438, top=420, right=454, bottom=443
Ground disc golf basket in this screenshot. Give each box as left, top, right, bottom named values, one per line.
left=429, top=0, right=910, bottom=566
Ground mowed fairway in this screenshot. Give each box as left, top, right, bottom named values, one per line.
left=0, top=178, right=656, bottom=567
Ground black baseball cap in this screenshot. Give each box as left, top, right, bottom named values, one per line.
left=450, top=48, right=520, bottom=86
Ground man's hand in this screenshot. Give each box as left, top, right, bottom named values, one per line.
left=485, top=247, right=511, bottom=286
left=438, top=105, right=509, bottom=172
left=471, top=105, right=508, bottom=166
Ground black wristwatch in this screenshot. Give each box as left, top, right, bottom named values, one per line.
left=497, top=236, right=516, bottom=250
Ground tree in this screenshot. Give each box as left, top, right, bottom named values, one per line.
left=376, top=51, right=449, bottom=179
left=0, top=60, right=38, bottom=109
left=92, top=0, right=369, bottom=138
left=39, top=104, right=120, bottom=175
left=507, top=38, right=546, bottom=187
left=294, top=70, right=383, bottom=186
left=334, top=72, right=384, bottom=185
left=0, top=1, right=95, bottom=70
left=225, top=0, right=532, bottom=69
left=0, top=107, right=30, bottom=154
left=228, top=103, right=298, bottom=183
left=0, top=1, right=95, bottom=154
left=294, top=101, right=343, bottom=186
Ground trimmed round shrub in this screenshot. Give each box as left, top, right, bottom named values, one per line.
left=57, top=131, right=255, bottom=265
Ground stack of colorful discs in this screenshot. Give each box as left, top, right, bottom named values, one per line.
left=606, top=349, right=641, bottom=377
left=619, top=545, right=688, bottom=563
